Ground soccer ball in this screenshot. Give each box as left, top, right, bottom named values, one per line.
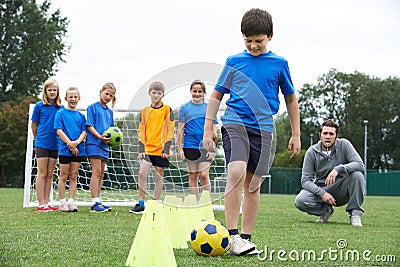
left=190, top=219, right=230, bottom=256
left=103, top=126, right=123, bottom=147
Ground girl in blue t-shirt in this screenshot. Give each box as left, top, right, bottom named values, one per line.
left=31, top=78, right=63, bottom=212
left=177, top=80, right=217, bottom=200
left=54, top=87, right=86, bottom=212
left=85, top=82, right=116, bottom=212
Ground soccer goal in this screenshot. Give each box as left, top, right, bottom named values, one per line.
left=24, top=104, right=228, bottom=208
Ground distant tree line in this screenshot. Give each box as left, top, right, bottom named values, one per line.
left=273, top=69, right=400, bottom=171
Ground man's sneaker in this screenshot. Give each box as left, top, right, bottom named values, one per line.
left=102, top=204, right=112, bottom=211
left=68, top=203, right=78, bottom=212
left=316, top=205, right=334, bottom=223
left=36, top=206, right=52, bottom=212
left=58, top=202, right=69, bottom=212
left=350, top=215, right=363, bottom=226
left=90, top=202, right=108, bottom=213
left=228, top=234, right=256, bottom=256
left=129, top=203, right=145, bottom=214
left=48, top=205, right=58, bottom=211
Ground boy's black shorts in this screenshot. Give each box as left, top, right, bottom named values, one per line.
left=144, top=154, right=169, bottom=168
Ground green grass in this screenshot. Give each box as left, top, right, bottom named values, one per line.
left=1, top=188, right=399, bottom=267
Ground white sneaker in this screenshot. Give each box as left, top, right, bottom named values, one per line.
left=58, top=202, right=69, bottom=212
left=228, top=234, right=256, bottom=256
left=247, top=247, right=261, bottom=255
left=350, top=215, right=363, bottom=226
left=316, top=205, right=334, bottom=223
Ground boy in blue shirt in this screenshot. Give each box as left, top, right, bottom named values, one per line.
left=203, top=8, right=301, bottom=255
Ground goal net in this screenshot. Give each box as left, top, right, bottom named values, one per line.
left=24, top=104, right=228, bottom=208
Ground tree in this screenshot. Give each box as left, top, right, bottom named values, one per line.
left=0, top=0, right=69, bottom=101
left=0, top=97, right=37, bottom=187
left=0, top=0, right=69, bottom=186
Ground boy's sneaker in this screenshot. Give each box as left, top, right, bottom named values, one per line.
left=68, top=203, right=78, bottom=212
left=316, top=205, right=334, bottom=223
left=350, top=215, right=363, bottom=226
left=58, top=202, right=69, bottom=212
left=102, top=204, right=112, bottom=211
left=36, top=206, right=52, bottom=212
left=90, top=202, right=108, bottom=213
left=48, top=205, right=58, bottom=211
left=228, top=234, right=256, bottom=256
left=129, top=203, right=145, bottom=214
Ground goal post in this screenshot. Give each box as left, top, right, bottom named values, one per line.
left=24, top=104, right=227, bottom=208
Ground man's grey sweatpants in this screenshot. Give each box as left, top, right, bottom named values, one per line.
left=295, top=171, right=366, bottom=216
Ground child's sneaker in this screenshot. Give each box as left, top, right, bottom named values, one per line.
left=36, top=206, right=52, bottom=212
left=90, top=202, right=108, bottom=213
left=228, top=234, right=256, bottom=256
left=58, top=202, right=69, bottom=212
left=102, top=204, right=112, bottom=211
left=48, top=205, right=58, bottom=211
left=129, top=203, right=145, bottom=214
left=68, top=203, right=78, bottom=212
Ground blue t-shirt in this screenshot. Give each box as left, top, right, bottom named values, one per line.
left=215, top=50, right=295, bottom=132
left=31, top=101, right=62, bottom=150
left=178, top=101, right=218, bottom=149
left=54, top=108, right=86, bottom=156
left=85, top=102, right=114, bottom=157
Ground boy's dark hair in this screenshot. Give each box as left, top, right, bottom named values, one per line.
left=241, top=8, right=273, bottom=37
left=319, top=119, right=340, bottom=135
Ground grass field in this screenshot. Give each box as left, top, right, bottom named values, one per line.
left=1, top=188, right=399, bottom=267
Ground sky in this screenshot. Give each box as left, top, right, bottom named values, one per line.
left=48, top=0, right=400, bottom=112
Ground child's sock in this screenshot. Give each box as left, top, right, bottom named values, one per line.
left=60, top=198, right=66, bottom=204
left=240, top=233, right=252, bottom=241
left=68, top=198, right=74, bottom=204
left=228, top=229, right=239, bottom=236
left=92, top=198, right=100, bottom=205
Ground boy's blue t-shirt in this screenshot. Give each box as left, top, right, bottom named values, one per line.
left=215, top=50, right=295, bottom=132
left=178, top=101, right=218, bottom=149
left=31, top=101, right=62, bottom=150
left=85, top=102, right=114, bottom=157
left=54, top=108, right=86, bottom=156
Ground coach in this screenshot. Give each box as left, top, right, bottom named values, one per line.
left=295, top=119, right=366, bottom=226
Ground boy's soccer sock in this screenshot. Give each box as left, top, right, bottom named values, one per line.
left=228, top=229, right=239, bottom=236
left=240, top=233, right=252, bottom=241
left=60, top=198, right=66, bottom=204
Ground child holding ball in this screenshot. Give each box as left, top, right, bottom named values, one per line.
left=86, top=82, right=116, bottom=212
left=54, top=87, right=86, bottom=212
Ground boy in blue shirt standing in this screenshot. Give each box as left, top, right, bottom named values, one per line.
left=203, top=8, right=301, bottom=255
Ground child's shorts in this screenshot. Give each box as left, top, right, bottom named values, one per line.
left=59, top=155, right=84, bottom=164
left=35, top=147, right=58, bottom=159
left=183, top=148, right=211, bottom=162
left=144, top=154, right=169, bottom=168
left=221, top=124, right=272, bottom=176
